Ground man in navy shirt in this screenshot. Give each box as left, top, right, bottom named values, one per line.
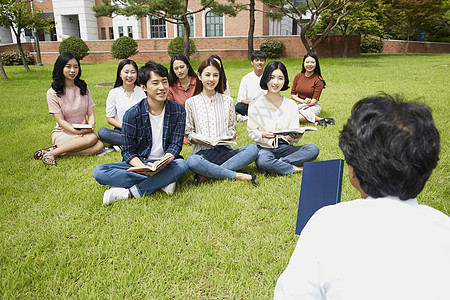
left=94, top=61, right=188, bottom=205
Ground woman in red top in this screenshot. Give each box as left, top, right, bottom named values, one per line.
left=168, top=54, right=198, bottom=144
left=291, top=53, right=334, bottom=126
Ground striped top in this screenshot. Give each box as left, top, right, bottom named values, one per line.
left=185, top=92, right=236, bottom=154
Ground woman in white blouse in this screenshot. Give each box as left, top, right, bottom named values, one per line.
left=247, top=61, right=319, bottom=175
left=98, top=59, right=146, bottom=147
left=185, top=57, right=258, bottom=186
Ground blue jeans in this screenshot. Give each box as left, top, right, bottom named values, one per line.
left=256, top=144, right=319, bottom=175
left=93, top=158, right=189, bottom=198
left=187, top=144, right=258, bottom=179
left=98, top=127, right=122, bottom=146
left=235, top=102, right=249, bottom=116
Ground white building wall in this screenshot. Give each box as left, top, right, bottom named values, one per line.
left=0, top=27, right=14, bottom=44
left=52, top=0, right=98, bottom=41
left=112, top=14, right=141, bottom=40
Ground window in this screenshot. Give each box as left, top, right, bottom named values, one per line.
left=101, top=27, right=106, bottom=40
left=177, top=14, right=194, bottom=37
left=118, top=26, right=123, bottom=37
left=127, top=26, right=133, bottom=38
left=109, top=27, right=114, bottom=40
left=205, top=11, right=223, bottom=37
left=150, top=16, right=166, bottom=38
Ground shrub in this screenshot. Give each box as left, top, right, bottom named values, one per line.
left=0, top=49, right=34, bottom=66
left=59, top=36, right=90, bottom=60
left=360, top=36, right=384, bottom=53
left=167, top=37, right=196, bottom=58
left=111, top=36, right=138, bottom=59
left=259, top=39, right=285, bottom=58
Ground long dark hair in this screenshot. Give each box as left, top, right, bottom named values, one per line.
left=260, top=61, right=290, bottom=91
left=301, top=52, right=326, bottom=88
left=209, top=54, right=227, bottom=91
left=193, top=57, right=224, bottom=96
left=168, top=54, right=196, bottom=86
left=51, top=52, right=87, bottom=96
left=114, top=59, right=139, bottom=88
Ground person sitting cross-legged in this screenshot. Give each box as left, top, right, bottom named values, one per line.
left=93, top=61, right=189, bottom=205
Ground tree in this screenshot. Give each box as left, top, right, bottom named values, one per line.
left=0, top=0, right=53, bottom=72
left=93, top=0, right=244, bottom=60
left=384, top=0, right=443, bottom=55
left=259, top=0, right=370, bottom=53
left=309, top=0, right=386, bottom=57
left=247, top=0, right=256, bottom=60
left=0, top=56, right=8, bottom=80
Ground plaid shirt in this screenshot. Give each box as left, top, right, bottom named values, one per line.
left=121, top=98, right=186, bottom=163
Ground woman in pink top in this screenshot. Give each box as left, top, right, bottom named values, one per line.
left=291, top=53, right=334, bottom=126
left=34, top=52, right=103, bottom=165
left=167, top=54, right=197, bottom=144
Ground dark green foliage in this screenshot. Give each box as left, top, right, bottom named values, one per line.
left=59, top=36, right=90, bottom=60
left=167, top=37, right=196, bottom=57
left=360, top=36, right=384, bottom=53
left=111, top=36, right=138, bottom=59
left=0, top=49, right=34, bottom=65
left=259, top=39, right=285, bottom=58
left=429, top=28, right=450, bottom=43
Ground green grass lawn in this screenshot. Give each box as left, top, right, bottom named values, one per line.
left=1, top=53, right=449, bottom=298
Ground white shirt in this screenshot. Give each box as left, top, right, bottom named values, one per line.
left=237, top=71, right=267, bottom=103
left=105, top=86, right=146, bottom=123
left=247, top=96, right=301, bottom=148
left=147, top=107, right=165, bottom=160
left=185, top=92, right=236, bottom=154
left=274, top=196, right=450, bottom=300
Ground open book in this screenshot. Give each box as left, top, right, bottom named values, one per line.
left=126, top=153, right=173, bottom=172
left=72, top=123, right=93, bottom=129
left=191, top=134, right=237, bottom=146
left=273, top=127, right=318, bottom=136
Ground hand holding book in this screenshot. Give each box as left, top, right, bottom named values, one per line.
left=126, top=153, right=174, bottom=176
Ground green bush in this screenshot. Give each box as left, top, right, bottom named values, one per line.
left=167, top=36, right=196, bottom=58
left=259, top=39, right=285, bottom=58
left=111, top=36, right=138, bottom=59
left=59, top=36, right=89, bottom=60
left=0, top=49, right=34, bottom=66
left=360, top=36, right=384, bottom=53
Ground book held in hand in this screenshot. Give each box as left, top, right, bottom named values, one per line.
left=273, top=127, right=318, bottom=136
left=191, top=134, right=237, bottom=146
left=72, top=123, right=93, bottom=129
left=126, top=153, right=173, bottom=173
left=295, top=159, right=344, bottom=235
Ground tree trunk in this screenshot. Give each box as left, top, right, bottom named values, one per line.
left=300, top=25, right=313, bottom=54
left=343, top=29, right=348, bottom=58
left=0, top=57, right=8, bottom=80
left=247, top=0, right=255, bottom=60
left=404, top=29, right=410, bottom=56
left=182, top=17, right=191, bottom=60
left=16, top=32, right=30, bottom=72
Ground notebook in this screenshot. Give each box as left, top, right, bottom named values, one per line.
left=295, top=159, right=345, bottom=235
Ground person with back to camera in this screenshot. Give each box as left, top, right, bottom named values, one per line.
left=185, top=57, right=259, bottom=186
left=34, top=52, right=104, bottom=165
left=93, top=61, right=189, bottom=205
left=274, top=94, right=450, bottom=300
left=235, top=50, right=267, bottom=121
left=98, top=59, right=146, bottom=150
left=291, top=52, right=334, bottom=126
left=247, top=61, right=319, bottom=175
left=167, top=54, right=198, bottom=145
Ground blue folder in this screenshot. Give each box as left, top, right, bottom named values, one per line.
left=295, top=159, right=344, bottom=235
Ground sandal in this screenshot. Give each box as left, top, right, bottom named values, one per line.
left=244, top=172, right=258, bottom=187
left=193, top=174, right=208, bottom=186
left=42, top=153, right=57, bottom=166
left=316, top=118, right=335, bottom=127
left=34, top=146, right=55, bottom=160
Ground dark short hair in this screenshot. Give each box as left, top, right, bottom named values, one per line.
left=259, top=60, right=289, bottom=91
left=138, top=61, right=169, bottom=86
left=301, top=52, right=326, bottom=88
left=51, top=52, right=87, bottom=96
left=114, top=59, right=139, bottom=88
left=251, top=50, right=267, bottom=61
left=193, top=57, right=224, bottom=96
left=168, top=54, right=197, bottom=85
left=339, top=94, right=440, bottom=200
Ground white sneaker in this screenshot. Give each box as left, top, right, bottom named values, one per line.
left=161, top=182, right=176, bottom=195
left=236, top=115, right=248, bottom=122
left=97, top=147, right=115, bottom=156
left=112, top=145, right=121, bottom=152
left=103, top=187, right=130, bottom=205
